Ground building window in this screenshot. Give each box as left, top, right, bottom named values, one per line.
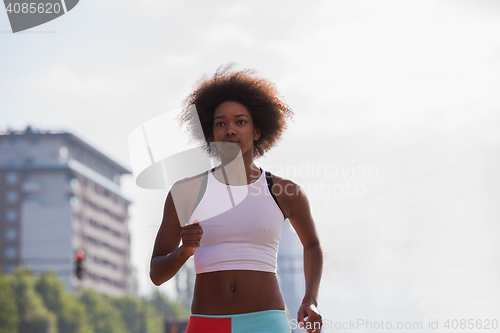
left=6, top=191, right=19, bottom=203
left=70, top=196, right=79, bottom=207
left=6, top=172, right=19, bottom=185
left=5, top=228, right=17, bottom=240
left=59, top=146, right=68, bottom=163
left=4, top=247, right=17, bottom=258
left=5, top=209, right=18, bottom=222
left=70, top=178, right=79, bottom=189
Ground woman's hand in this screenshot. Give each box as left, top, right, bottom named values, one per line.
left=297, top=302, right=322, bottom=333
left=180, top=219, right=203, bottom=257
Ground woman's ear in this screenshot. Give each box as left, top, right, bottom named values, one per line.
left=254, top=128, right=261, bottom=141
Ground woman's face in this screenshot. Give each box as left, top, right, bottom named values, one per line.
left=212, top=101, right=261, bottom=158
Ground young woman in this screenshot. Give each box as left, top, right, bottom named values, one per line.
left=150, top=66, right=323, bottom=333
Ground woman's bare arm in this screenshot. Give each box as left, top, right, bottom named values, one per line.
left=149, top=190, right=203, bottom=286
left=275, top=177, right=324, bottom=333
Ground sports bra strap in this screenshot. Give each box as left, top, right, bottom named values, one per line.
left=265, top=170, right=282, bottom=212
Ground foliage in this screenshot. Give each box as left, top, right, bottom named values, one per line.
left=10, top=267, right=57, bottom=333
left=78, top=289, right=128, bottom=333
left=111, top=296, right=162, bottom=333
left=0, top=272, right=19, bottom=333
left=35, top=272, right=93, bottom=333
left=1, top=268, right=189, bottom=333
left=150, top=290, right=190, bottom=320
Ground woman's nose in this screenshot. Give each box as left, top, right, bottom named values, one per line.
left=225, top=125, right=236, bottom=136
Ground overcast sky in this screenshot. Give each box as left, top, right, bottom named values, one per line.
left=2, top=0, right=500, bottom=330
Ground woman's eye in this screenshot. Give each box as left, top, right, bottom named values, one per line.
left=215, top=120, right=245, bottom=126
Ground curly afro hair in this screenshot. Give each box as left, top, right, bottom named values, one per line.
left=178, top=64, right=294, bottom=159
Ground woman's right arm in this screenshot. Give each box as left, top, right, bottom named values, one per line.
left=149, top=190, right=203, bottom=286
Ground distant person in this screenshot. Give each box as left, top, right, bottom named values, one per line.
left=150, top=65, right=323, bottom=333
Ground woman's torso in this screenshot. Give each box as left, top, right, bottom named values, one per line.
left=187, top=167, right=288, bottom=315
left=191, top=270, right=285, bottom=315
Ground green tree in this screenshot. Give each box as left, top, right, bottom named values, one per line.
left=35, top=272, right=93, bottom=333
left=111, top=296, right=162, bottom=333
left=142, top=300, right=163, bottom=333
left=0, top=271, right=19, bottom=333
left=110, top=296, right=141, bottom=333
left=150, top=290, right=190, bottom=320
left=78, top=289, right=128, bottom=333
left=10, top=267, right=57, bottom=333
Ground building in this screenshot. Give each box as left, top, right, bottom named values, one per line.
left=277, top=219, right=306, bottom=332
left=0, top=127, right=133, bottom=297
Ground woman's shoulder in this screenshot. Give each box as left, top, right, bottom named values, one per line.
left=170, top=170, right=209, bottom=200
left=265, top=171, right=306, bottom=219
left=168, top=170, right=211, bottom=225
left=174, top=169, right=210, bottom=185
left=266, top=171, right=302, bottom=195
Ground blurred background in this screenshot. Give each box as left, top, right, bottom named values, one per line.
left=1, top=0, right=500, bottom=332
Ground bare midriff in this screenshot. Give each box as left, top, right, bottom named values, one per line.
left=191, top=270, right=286, bottom=315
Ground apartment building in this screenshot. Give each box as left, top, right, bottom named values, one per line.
left=0, top=127, right=133, bottom=296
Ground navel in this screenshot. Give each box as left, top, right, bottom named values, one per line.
left=231, top=284, right=235, bottom=292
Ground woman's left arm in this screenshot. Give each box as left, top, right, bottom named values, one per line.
left=285, top=181, right=324, bottom=333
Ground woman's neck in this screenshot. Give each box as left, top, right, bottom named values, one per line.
left=216, top=151, right=260, bottom=185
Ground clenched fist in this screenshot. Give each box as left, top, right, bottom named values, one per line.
left=180, top=219, right=203, bottom=257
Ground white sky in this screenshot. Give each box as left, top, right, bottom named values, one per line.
left=1, top=0, right=500, bottom=331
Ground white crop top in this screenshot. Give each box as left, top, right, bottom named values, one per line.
left=187, top=167, right=285, bottom=274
